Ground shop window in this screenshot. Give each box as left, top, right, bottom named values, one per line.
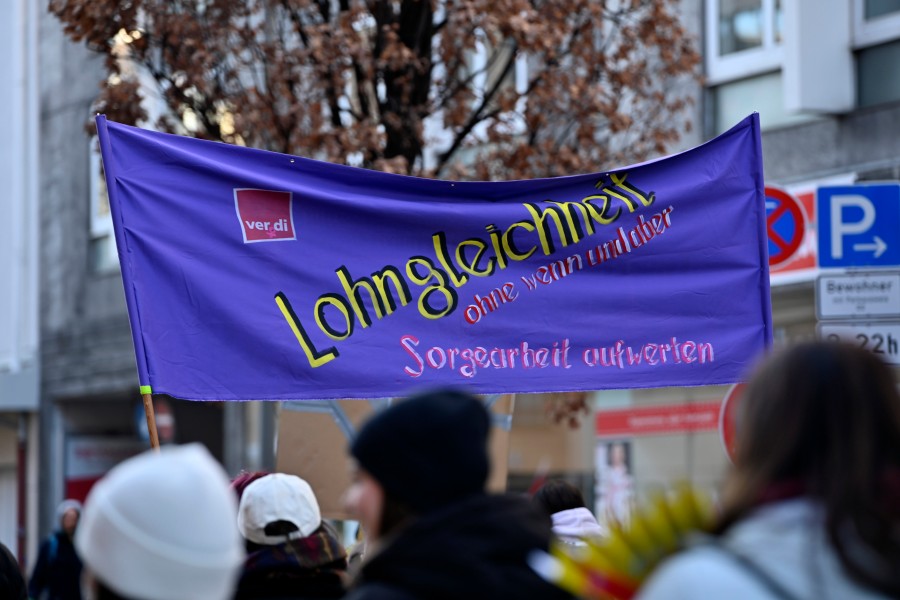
left=89, top=139, right=119, bottom=274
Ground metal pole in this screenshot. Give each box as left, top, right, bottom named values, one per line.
left=16, top=413, right=27, bottom=568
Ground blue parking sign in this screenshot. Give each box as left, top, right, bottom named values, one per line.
left=817, top=183, right=900, bottom=268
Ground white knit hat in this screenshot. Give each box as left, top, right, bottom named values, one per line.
left=74, top=444, right=244, bottom=600
left=56, top=499, right=82, bottom=524
left=237, top=473, right=321, bottom=545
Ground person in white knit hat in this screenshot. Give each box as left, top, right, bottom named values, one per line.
left=74, top=443, right=245, bottom=600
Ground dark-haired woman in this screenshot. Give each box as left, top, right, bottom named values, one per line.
left=638, top=342, right=900, bottom=599
left=533, top=479, right=606, bottom=546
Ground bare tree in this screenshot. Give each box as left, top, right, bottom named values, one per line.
left=51, top=0, right=700, bottom=180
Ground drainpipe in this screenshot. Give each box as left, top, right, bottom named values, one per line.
left=17, top=412, right=27, bottom=568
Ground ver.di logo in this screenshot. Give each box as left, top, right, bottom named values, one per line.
left=234, top=188, right=296, bottom=243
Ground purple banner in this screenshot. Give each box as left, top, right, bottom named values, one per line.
left=96, top=114, right=771, bottom=401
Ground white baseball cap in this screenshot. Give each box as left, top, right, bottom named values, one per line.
left=74, top=444, right=244, bottom=600
left=237, top=473, right=322, bottom=545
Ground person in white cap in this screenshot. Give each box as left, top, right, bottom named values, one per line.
left=74, top=443, right=244, bottom=600
left=235, top=473, right=347, bottom=599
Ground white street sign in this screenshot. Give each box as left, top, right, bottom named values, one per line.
left=816, top=272, right=900, bottom=320
left=817, top=322, right=900, bottom=364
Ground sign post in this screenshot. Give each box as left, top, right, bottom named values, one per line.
left=816, top=184, right=900, bottom=361
left=765, top=186, right=807, bottom=267
left=718, top=383, right=745, bottom=464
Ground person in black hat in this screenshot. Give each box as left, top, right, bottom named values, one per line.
left=342, top=388, right=572, bottom=600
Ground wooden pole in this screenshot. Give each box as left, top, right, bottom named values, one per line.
left=142, top=393, right=161, bottom=451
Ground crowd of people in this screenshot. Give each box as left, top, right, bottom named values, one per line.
left=5, top=340, right=899, bottom=599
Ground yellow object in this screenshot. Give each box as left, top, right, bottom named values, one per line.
left=536, top=483, right=715, bottom=600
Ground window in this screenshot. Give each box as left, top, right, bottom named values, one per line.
left=706, top=0, right=821, bottom=133
left=857, top=40, right=900, bottom=107
left=89, top=139, right=119, bottom=273
left=711, top=72, right=817, bottom=134
left=855, top=0, right=900, bottom=46
left=864, top=0, right=900, bottom=20
left=855, top=0, right=900, bottom=107
left=706, top=0, right=783, bottom=84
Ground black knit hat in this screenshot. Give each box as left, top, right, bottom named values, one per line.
left=350, top=388, right=491, bottom=514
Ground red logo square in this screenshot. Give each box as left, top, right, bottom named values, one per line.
left=233, top=189, right=296, bottom=243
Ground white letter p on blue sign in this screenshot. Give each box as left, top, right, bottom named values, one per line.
left=818, top=184, right=900, bottom=268
left=830, top=194, right=875, bottom=259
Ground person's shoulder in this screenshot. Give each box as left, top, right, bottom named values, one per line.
left=0, top=542, right=26, bottom=597
left=34, top=532, right=56, bottom=557
left=342, top=583, right=418, bottom=600
left=636, top=544, right=759, bottom=600
left=40, top=531, right=61, bottom=545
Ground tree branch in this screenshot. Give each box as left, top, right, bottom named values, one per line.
left=434, top=42, right=518, bottom=177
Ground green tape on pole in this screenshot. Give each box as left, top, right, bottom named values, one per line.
left=140, top=385, right=153, bottom=395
